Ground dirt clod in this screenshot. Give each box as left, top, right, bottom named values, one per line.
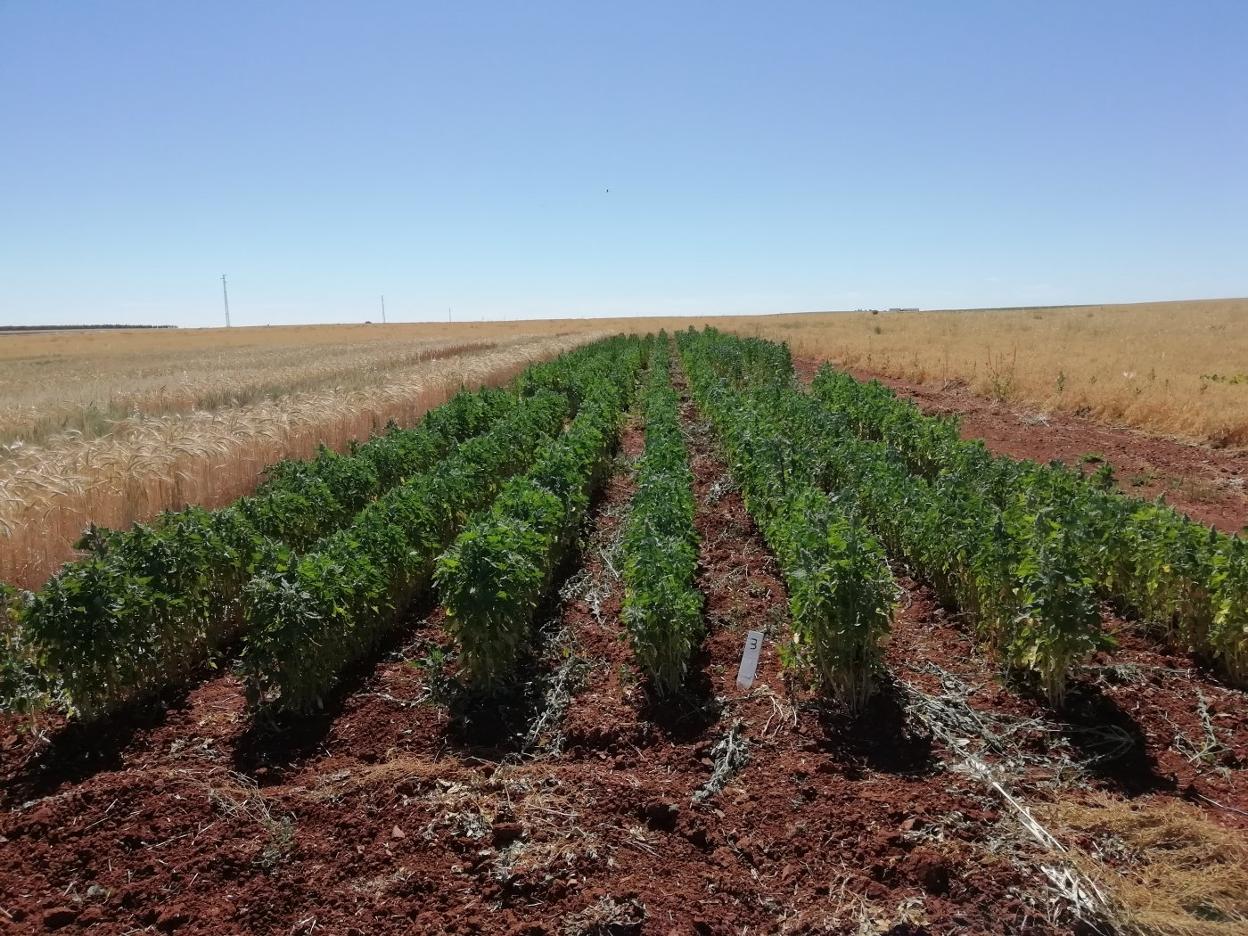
left=491, top=820, right=524, bottom=847
left=42, top=907, right=78, bottom=929
left=640, top=799, right=679, bottom=831
left=905, top=848, right=953, bottom=895
left=156, top=906, right=190, bottom=931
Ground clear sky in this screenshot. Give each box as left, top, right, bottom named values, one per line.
left=1, top=1, right=1245, bottom=326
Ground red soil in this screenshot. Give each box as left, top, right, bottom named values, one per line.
left=793, top=358, right=1248, bottom=534
left=1, top=369, right=1245, bottom=934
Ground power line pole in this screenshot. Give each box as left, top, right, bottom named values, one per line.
left=448, top=306, right=452, bottom=323
left=221, top=274, right=231, bottom=327
left=381, top=295, right=386, bottom=324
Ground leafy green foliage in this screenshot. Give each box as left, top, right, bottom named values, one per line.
left=242, top=390, right=571, bottom=712
left=0, top=584, right=54, bottom=715
left=621, top=337, right=702, bottom=696
left=15, top=344, right=619, bottom=719
left=438, top=348, right=640, bottom=692
left=1209, top=536, right=1248, bottom=686
left=677, top=328, right=894, bottom=712
left=437, top=480, right=565, bottom=690
left=764, top=484, right=894, bottom=710
left=1005, top=509, right=1104, bottom=706
left=792, top=364, right=1106, bottom=705
left=810, top=364, right=1247, bottom=688
left=24, top=506, right=262, bottom=718
left=681, top=328, right=1113, bottom=706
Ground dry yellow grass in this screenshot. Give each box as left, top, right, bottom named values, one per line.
left=1039, top=795, right=1248, bottom=935
left=0, top=332, right=598, bottom=587
left=8, top=299, right=1243, bottom=447
left=728, top=299, right=1248, bottom=447
left=0, top=330, right=500, bottom=445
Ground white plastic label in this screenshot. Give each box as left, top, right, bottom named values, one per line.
left=735, top=630, right=765, bottom=689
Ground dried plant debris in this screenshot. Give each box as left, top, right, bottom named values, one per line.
left=203, top=770, right=296, bottom=869
left=693, top=719, right=750, bottom=804
left=1039, top=795, right=1248, bottom=936
left=560, top=894, right=645, bottom=936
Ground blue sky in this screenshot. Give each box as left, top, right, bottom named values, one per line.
left=1, top=1, right=1245, bottom=326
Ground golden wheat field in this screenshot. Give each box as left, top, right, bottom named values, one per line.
left=0, top=325, right=585, bottom=446
left=734, top=298, right=1248, bottom=446
left=0, top=329, right=601, bottom=587
left=2, top=298, right=1245, bottom=587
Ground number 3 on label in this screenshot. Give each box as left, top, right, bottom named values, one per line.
left=736, top=630, right=765, bottom=689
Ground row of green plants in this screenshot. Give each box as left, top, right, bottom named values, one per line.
left=802, top=379, right=1102, bottom=706
left=677, top=329, right=896, bottom=712
left=683, top=328, right=1107, bottom=707
left=243, top=337, right=644, bottom=713
left=5, top=337, right=633, bottom=719
left=620, top=336, right=702, bottom=696
left=810, top=368, right=1248, bottom=687
left=0, top=584, right=51, bottom=714
left=241, top=391, right=568, bottom=712
left=437, top=343, right=642, bottom=691
left=85, top=388, right=517, bottom=561
left=19, top=389, right=519, bottom=719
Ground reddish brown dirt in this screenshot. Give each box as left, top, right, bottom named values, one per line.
left=888, top=579, right=1248, bottom=832
left=2, top=374, right=1246, bottom=934
left=791, top=358, right=1248, bottom=827
left=550, top=380, right=1065, bottom=935
left=557, top=420, right=644, bottom=752
left=793, top=358, right=1248, bottom=533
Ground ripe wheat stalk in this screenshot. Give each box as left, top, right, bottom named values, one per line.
left=0, top=333, right=602, bottom=588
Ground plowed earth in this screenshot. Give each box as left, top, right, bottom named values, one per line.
left=1, top=366, right=1245, bottom=935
